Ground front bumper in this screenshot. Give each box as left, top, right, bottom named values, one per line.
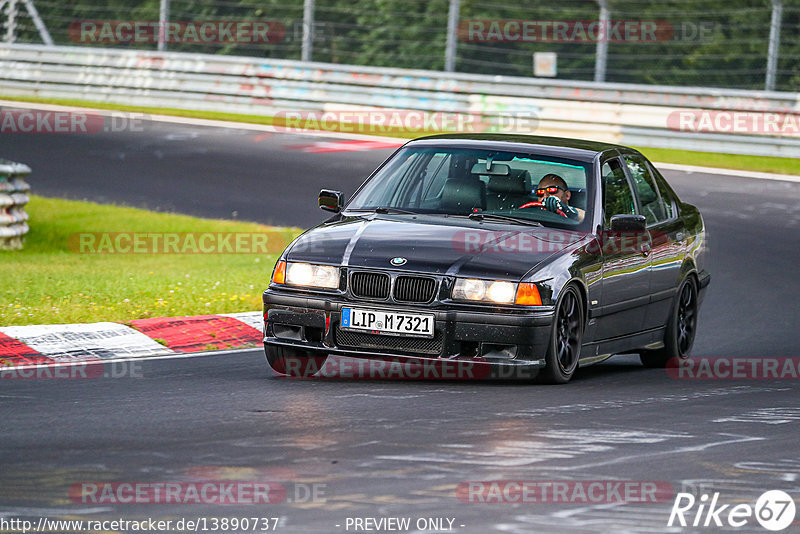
left=262, top=289, right=554, bottom=368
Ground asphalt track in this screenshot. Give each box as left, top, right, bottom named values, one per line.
left=2, top=118, right=800, bottom=533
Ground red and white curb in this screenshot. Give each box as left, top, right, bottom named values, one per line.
left=0, top=311, right=263, bottom=367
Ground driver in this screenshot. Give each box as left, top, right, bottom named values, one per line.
left=536, top=174, right=585, bottom=222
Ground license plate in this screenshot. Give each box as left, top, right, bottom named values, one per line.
left=341, top=307, right=434, bottom=338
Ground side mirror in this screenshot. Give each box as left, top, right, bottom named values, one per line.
left=610, top=214, right=646, bottom=232
left=319, top=189, right=344, bottom=213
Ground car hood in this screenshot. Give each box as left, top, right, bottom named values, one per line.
left=285, top=215, right=584, bottom=280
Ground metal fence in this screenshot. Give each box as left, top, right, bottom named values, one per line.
left=0, top=159, right=31, bottom=250
left=2, top=43, right=799, bottom=158
left=2, top=0, right=800, bottom=92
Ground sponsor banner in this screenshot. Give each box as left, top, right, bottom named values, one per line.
left=69, top=21, right=286, bottom=44
left=129, top=315, right=262, bottom=353
left=68, top=232, right=292, bottom=254
left=457, top=480, right=675, bottom=503
left=667, top=357, right=800, bottom=380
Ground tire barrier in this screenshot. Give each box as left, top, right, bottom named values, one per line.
left=0, top=159, right=31, bottom=250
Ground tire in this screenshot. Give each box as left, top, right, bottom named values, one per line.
left=640, top=276, right=698, bottom=368
left=539, top=285, right=584, bottom=384
left=265, top=345, right=328, bottom=377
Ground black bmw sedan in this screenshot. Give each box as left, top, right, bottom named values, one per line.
left=262, top=134, right=710, bottom=383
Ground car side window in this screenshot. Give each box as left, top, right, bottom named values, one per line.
left=602, top=158, right=635, bottom=228
left=624, top=154, right=667, bottom=225
left=650, top=167, right=676, bottom=220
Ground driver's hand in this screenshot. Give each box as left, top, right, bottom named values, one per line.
left=543, top=196, right=579, bottom=219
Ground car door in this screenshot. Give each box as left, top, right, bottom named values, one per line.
left=623, top=154, right=686, bottom=330
left=594, top=156, right=652, bottom=340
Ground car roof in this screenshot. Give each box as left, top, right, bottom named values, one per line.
left=405, top=133, right=629, bottom=163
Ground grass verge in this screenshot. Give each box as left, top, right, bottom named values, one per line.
left=1, top=195, right=300, bottom=326
left=4, top=94, right=799, bottom=176
left=633, top=146, right=800, bottom=176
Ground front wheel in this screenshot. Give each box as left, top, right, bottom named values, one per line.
left=539, top=285, right=584, bottom=384
left=640, top=276, right=698, bottom=368
left=265, top=345, right=328, bottom=377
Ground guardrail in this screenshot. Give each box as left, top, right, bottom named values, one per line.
left=1, top=43, right=799, bottom=158
left=0, top=159, right=31, bottom=250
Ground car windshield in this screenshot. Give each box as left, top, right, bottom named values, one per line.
left=345, top=146, right=592, bottom=228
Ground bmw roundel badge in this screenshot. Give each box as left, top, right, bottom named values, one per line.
left=390, top=257, right=407, bottom=266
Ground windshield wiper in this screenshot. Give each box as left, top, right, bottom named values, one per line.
left=467, top=212, right=542, bottom=227
left=373, top=207, right=419, bottom=215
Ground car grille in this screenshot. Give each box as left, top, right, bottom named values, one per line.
left=350, top=271, right=438, bottom=303
left=350, top=271, right=390, bottom=299
left=394, top=276, right=436, bottom=303
left=335, top=326, right=444, bottom=355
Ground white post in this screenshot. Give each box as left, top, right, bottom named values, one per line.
left=158, top=0, right=170, bottom=51
left=594, top=0, right=609, bottom=83
left=4, top=0, right=17, bottom=43
left=766, top=0, right=782, bottom=91
left=21, top=0, right=53, bottom=45
left=302, top=0, right=314, bottom=61
left=444, top=0, right=460, bottom=72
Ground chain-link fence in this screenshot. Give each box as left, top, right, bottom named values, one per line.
left=3, top=0, right=799, bottom=91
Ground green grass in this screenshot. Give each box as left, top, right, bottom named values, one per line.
left=6, top=94, right=798, bottom=175
left=633, top=146, right=800, bottom=176
left=0, top=196, right=301, bottom=326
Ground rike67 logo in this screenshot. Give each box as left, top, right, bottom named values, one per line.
left=669, top=490, right=796, bottom=531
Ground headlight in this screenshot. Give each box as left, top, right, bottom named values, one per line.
left=452, top=279, right=542, bottom=305
left=453, top=279, right=516, bottom=304
left=273, top=260, right=340, bottom=289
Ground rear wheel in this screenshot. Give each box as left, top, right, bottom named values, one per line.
left=265, top=345, right=328, bottom=377
left=539, top=285, right=584, bottom=384
left=640, top=276, right=698, bottom=368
